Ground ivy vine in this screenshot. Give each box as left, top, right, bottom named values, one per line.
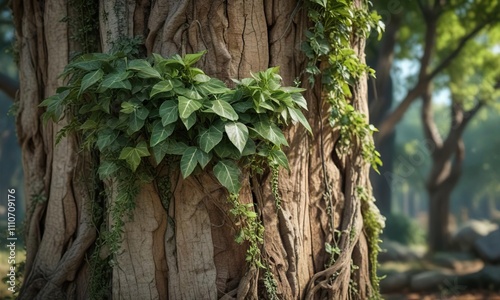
left=41, top=50, right=311, bottom=273
left=302, top=0, right=383, bottom=171
left=302, top=0, right=384, bottom=298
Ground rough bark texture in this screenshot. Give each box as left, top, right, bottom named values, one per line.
left=14, top=0, right=377, bottom=299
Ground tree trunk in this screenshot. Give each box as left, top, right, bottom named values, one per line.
left=13, top=0, right=379, bottom=299
left=427, top=180, right=452, bottom=252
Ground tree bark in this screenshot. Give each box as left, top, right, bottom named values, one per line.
left=14, top=0, right=379, bottom=299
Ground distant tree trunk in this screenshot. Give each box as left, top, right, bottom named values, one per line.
left=422, top=89, right=482, bottom=253
left=13, top=0, right=379, bottom=299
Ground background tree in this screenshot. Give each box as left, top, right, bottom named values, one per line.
left=12, top=1, right=382, bottom=299
left=422, top=14, right=500, bottom=251
left=369, top=0, right=500, bottom=217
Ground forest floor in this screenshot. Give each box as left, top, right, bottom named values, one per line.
left=380, top=258, right=500, bottom=300
left=384, top=292, right=500, bottom=299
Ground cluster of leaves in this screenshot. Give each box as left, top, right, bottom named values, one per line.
left=302, top=0, right=382, bottom=171
left=42, top=50, right=310, bottom=193
left=41, top=50, right=311, bottom=266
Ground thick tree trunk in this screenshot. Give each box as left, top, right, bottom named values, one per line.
left=13, top=0, right=379, bottom=299
left=427, top=180, right=453, bottom=252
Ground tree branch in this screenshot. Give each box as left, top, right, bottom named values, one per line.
left=376, top=13, right=489, bottom=144
left=445, top=138, right=465, bottom=189
left=421, top=86, right=442, bottom=150
left=429, top=22, right=489, bottom=79
left=375, top=77, right=430, bottom=144
left=439, top=100, right=483, bottom=161
left=0, top=72, right=19, bottom=100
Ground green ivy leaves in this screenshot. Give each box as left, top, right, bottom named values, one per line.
left=225, top=122, right=248, bottom=153
left=303, top=0, right=382, bottom=172
left=42, top=51, right=311, bottom=195
left=214, top=160, right=242, bottom=194
left=119, top=141, right=150, bottom=171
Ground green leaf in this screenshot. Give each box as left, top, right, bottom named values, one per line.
left=198, top=125, right=223, bottom=153
left=196, top=78, right=230, bottom=95
left=79, top=69, right=103, bottom=96
left=232, top=101, right=253, bottom=113
left=150, top=80, right=174, bottom=97
left=213, top=159, right=242, bottom=194
left=178, top=96, right=202, bottom=119
left=119, top=141, right=150, bottom=172
left=97, top=129, right=119, bottom=151
left=152, top=140, right=188, bottom=163
left=270, top=149, right=290, bottom=171
left=150, top=121, right=175, bottom=147
left=101, top=72, right=131, bottom=89
left=214, top=138, right=241, bottom=159
left=225, top=122, right=248, bottom=153
left=196, top=149, right=212, bottom=168
left=40, top=89, right=69, bottom=122
left=180, top=147, right=199, bottom=178
left=211, top=100, right=238, bottom=121
left=128, top=59, right=162, bottom=79
left=252, top=118, right=288, bottom=146
left=98, top=161, right=119, bottom=179
left=290, top=92, right=308, bottom=110
left=120, top=101, right=136, bottom=114
left=69, top=60, right=101, bottom=71
left=183, top=50, right=207, bottom=66
left=193, top=74, right=211, bottom=83
left=80, top=119, right=98, bottom=130
left=181, top=113, right=196, bottom=130
left=288, top=107, right=312, bottom=133
left=159, top=100, right=179, bottom=126
left=241, top=138, right=256, bottom=156
left=174, top=87, right=202, bottom=100
left=129, top=106, right=149, bottom=133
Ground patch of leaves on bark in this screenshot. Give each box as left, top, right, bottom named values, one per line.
left=40, top=50, right=311, bottom=279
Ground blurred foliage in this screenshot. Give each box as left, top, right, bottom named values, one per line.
left=382, top=212, right=426, bottom=245
left=371, top=0, right=500, bottom=224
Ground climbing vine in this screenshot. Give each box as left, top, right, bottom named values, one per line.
left=302, top=0, right=383, bottom=171
left=358, top=186, right=384, bottom=298
left=41, top=49, right=311, bottom=286
left=302, top=0, right=384, bottom=298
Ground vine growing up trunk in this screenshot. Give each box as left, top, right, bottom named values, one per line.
left=13, top=0, right=384, bottom=299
